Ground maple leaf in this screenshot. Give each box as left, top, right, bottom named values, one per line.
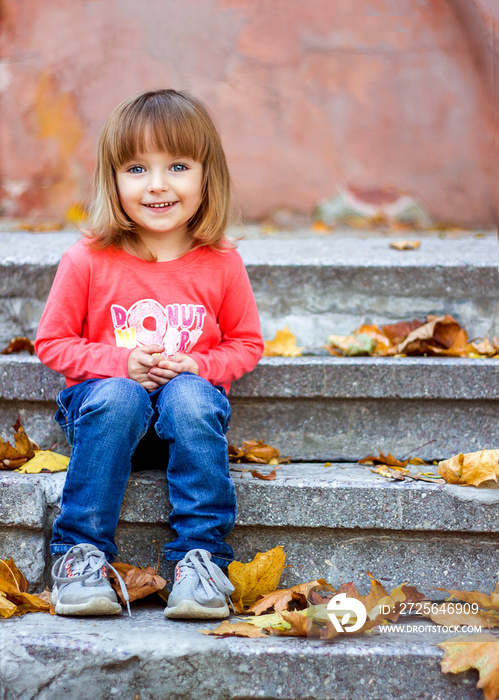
left=201, top=621, right=267, bottom=638
left=228, top=546, right=287, bottom=613
left=263, top=325, right=303, bottom=357
left=439, top=634, right=499, bottom=700
left=0, top=416, right=38, bottom=470
left=434, top=584, right=499, bottom=612
left=0, top=337, right=36, bottom=355
left=428, top=603, right=499, bottom=630
left=109, top=563, right=167, bottom=604
left=438, top=450, right=499, bottom=487
left=247, top=579, right=330, bottom=616
left=268, top=610, right=312, bottom=637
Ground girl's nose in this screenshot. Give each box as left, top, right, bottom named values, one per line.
left=148, top=169, right=169, bottom=192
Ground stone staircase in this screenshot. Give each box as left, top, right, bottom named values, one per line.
left=0, top=228, right=498, bottom=699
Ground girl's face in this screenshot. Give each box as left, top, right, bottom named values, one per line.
left=116, top=150, right=203, bottom=249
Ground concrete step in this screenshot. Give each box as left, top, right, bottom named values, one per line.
left=1, top=355, right=498, bottom=462
left=3, top=464, right=499, bottom=595
left=0, top=604, right=481, bottom=700
left=1, top=230, right=497, bottom=348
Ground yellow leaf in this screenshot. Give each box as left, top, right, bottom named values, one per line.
left=389, top=240, right=421, bottom=250
left=0, top=591, right=18, bottom=618
left=438, top=449, right=499, bottom=487
left=439, top=634, right=499, bottom=700
left=65, top=202, right=88, bottom=223
left=264, top=326, right=303, bottom=357
left=16, top=450, right=69, bottom=473
left=228, top=547, right=287, bottom=612
left=327, top=333, right=377, bottom=357
left=241, top=611, right=291, bottom=628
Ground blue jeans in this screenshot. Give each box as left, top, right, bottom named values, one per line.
left=50, top=373, right=236, bottom=569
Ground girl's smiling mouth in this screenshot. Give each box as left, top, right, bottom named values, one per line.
left=143, top=202, right=178, bottom=209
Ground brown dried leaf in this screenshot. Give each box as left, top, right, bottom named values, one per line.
left=201, top=620, right=267, bottom=637
left=241, top=439, right=281, bottom=463
left=0, top=337, right=36, bottom=355
left=439, top=634, right=499, bottom=700
left=382, top=319, right=425, bottom=346
left=109, top=563, right=167, bottom=604
left=434, top=584, right=499, bottom=612
left=0, top=416, right=37, bottom=469
left=429, top=603, right=499, bottom=629
left=250, top=466, right=280, bottom=481
left=264, top=325, right=303, bottom=357
left=397, top=315, right=468, bottom=356
left=359, top=452, right=410, bottom=468
left=268, top=610, right=311, bottom=637
left=247, top=580, right=327, bottom=616
left=438, top=450, right=499, bottom=487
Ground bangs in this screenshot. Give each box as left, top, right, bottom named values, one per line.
left=109, top=92, right=209, bottom=167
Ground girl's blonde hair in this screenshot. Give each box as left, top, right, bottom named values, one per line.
left=86, top=89, right=232, bottom=259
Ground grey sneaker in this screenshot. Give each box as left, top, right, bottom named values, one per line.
left=51, top=544, right=130, bottom=616
left=164, top=548, right=234, bottom=619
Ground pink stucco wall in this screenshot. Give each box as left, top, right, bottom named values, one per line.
left=0, top=0, right=496, bottom=225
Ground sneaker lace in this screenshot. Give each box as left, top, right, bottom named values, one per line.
left=52, top=545, right=131, bottom=617
left=178, top=549, right=234, bottom=603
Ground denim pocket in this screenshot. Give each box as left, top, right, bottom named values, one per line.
left=215, top=385, right=232, bottom=433
left=55, top=388, right=76, bottom=445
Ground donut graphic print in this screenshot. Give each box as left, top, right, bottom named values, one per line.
left=111, top=299, right=207, bottom=355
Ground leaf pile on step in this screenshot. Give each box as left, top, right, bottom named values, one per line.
left=213, top=547, right=499, bottom=699
left=0, top=559, right=52, bottom=618
left=358, top=450, right=444, bottom=483
left=204, top=546, right=430, bottom=640
left=0, top=336, right=35, bottom=355
left=0, top=415, right=69, bottom=473
left=263, top=325, right=303, bottom=357
left=326, top=315, right=499, bottom=358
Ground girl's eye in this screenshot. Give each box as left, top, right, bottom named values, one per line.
left=128, top=165, right=145, bottom=174
left=171, top=163, right=187, bottom=172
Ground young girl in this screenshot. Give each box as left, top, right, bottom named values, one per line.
left=35, top=89, right=264, bottom=620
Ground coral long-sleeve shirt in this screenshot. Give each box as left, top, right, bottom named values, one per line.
left=35, top=239, right=264, bottom=393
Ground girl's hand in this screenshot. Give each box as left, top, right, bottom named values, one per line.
left=148, top=352, right=199, bottom=384
left=128, top=344, right=165, bottom=392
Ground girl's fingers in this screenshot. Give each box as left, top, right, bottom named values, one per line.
left=149, top=369, right=178, bottom=381
left=158, top=360, right=184, bottom=373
